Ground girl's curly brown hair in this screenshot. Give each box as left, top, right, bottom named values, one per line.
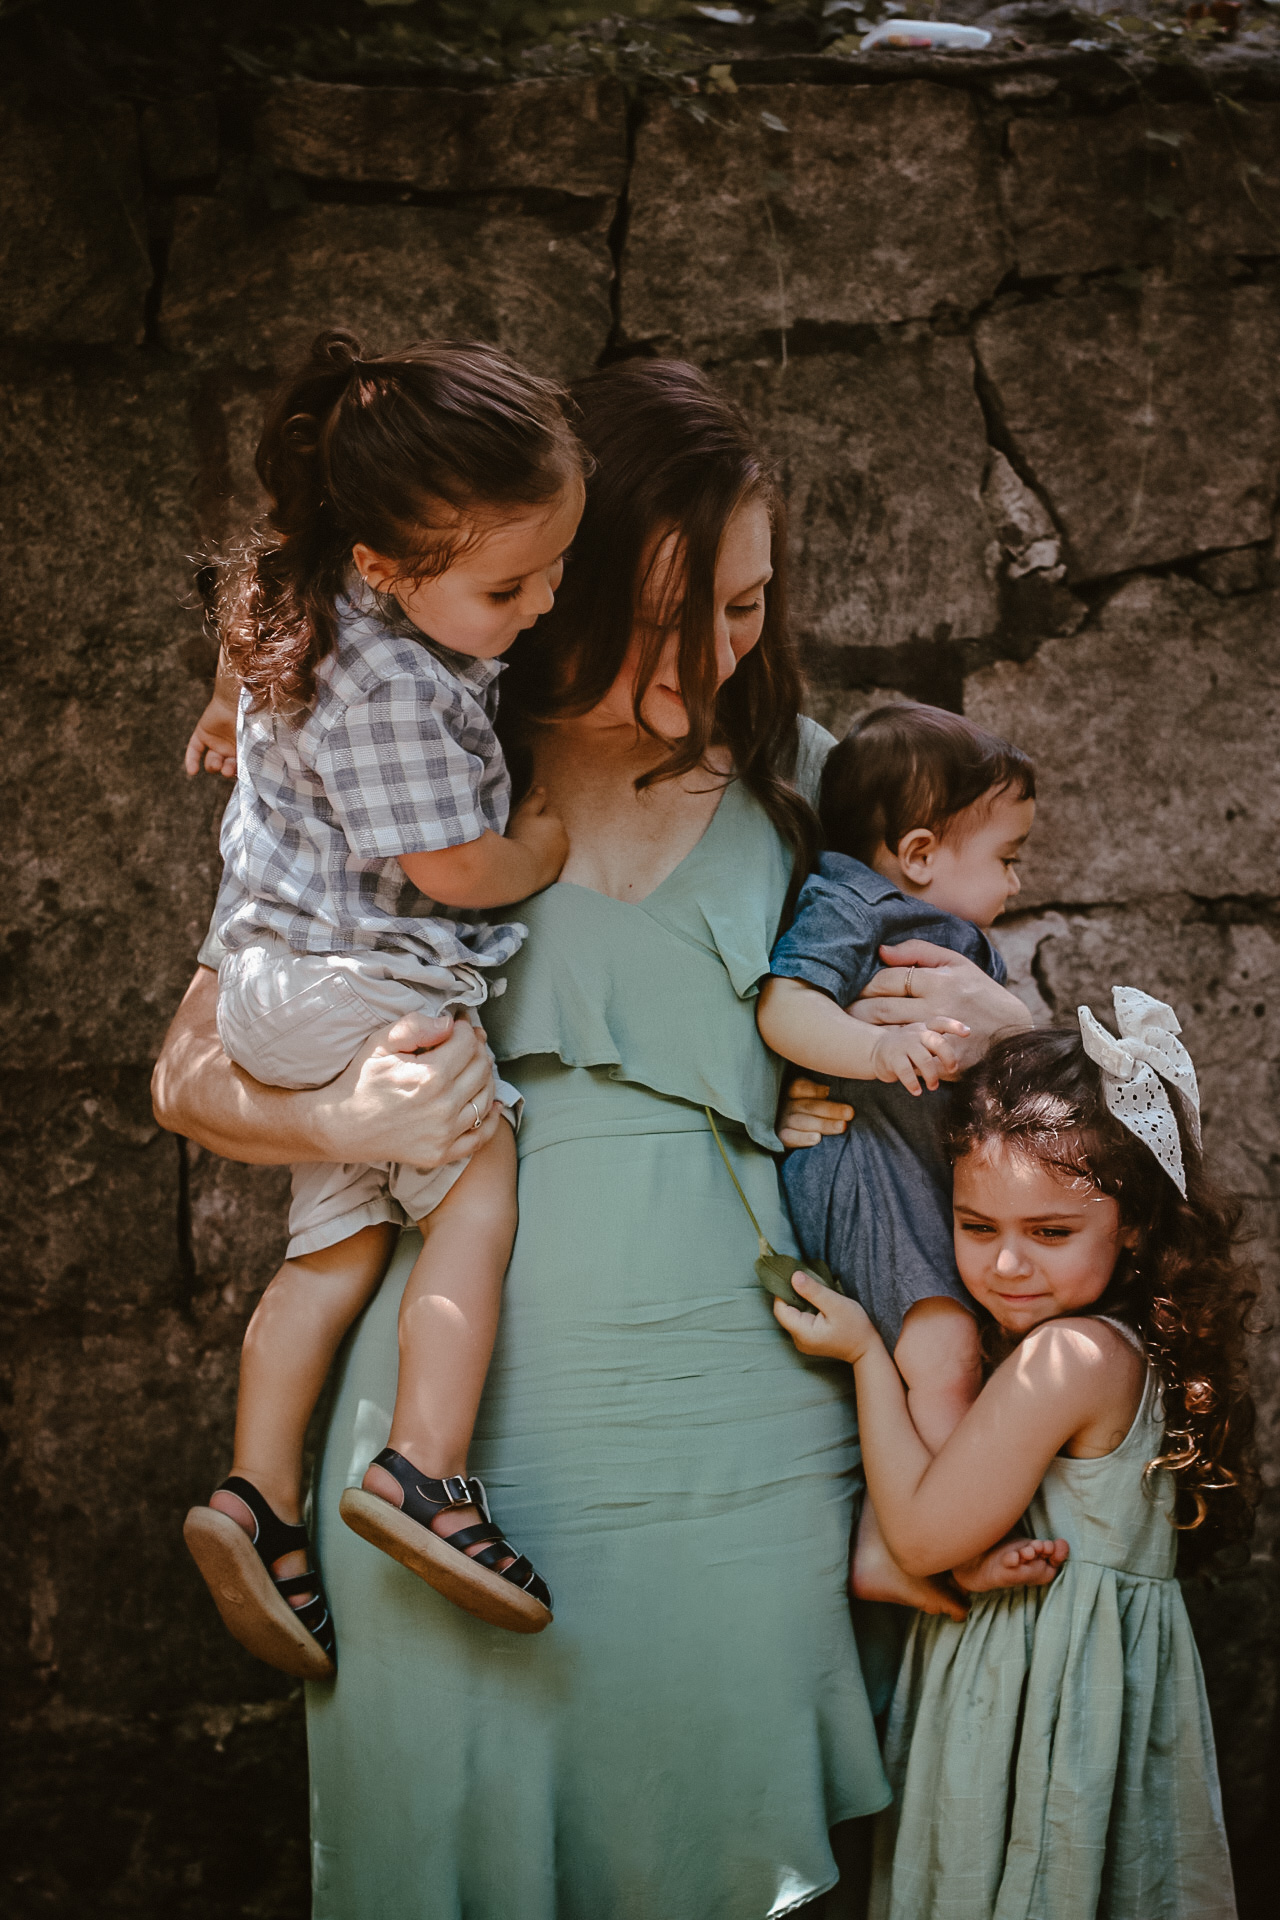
left=948, top=1026, right=1260, bottom=1571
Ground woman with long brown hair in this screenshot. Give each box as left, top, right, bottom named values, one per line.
left=155, top=358, right=1028, bottom=1917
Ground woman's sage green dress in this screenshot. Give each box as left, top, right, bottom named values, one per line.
left=305, top=729, right=889, bottom=1919
left=870, top=1335, right=1237, bottom=1920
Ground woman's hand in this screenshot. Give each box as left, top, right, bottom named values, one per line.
left=849, top=940, right=1031, bottom=1073
left=776, top=1077, right=854, bottom=1150
left=152, top=968, right=501, bottom=1167
left=773, top=1269, right=877, bottom=1365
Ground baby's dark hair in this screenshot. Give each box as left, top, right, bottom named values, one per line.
left=948, top=1027, right=1259, bottom=1569
left=818, top=703, right=1035, bottom=865
left=219, top=330, right=583, bottom=713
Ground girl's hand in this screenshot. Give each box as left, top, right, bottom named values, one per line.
left=777, top=1077, right=854, bottom=1149
left=773, top=1269, right=876, bottom=1364
left=185, top=691, right=239, bottom=779
left=849, top=940, right=1031, bottom=1071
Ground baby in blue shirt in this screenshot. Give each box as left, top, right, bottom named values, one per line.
left=758, top=703, right=1046, bottom=1609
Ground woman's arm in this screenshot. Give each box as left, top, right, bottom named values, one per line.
left=776, top=1275, right=1131, bottom=1574
left=776, top=1078, right=855, bottom=1151
left=151, top=967, right=501, bottom=1167
left=849, top=940, right=1032, bottom=1072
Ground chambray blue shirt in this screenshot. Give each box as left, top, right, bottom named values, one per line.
left=772, top=853, right=1006, bottom=1348
left=212, top=593, right=523, bottom=973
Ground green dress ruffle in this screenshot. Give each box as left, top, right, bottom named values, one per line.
left=870, top=1349, right=1237, bottom=1920
left=305, top=727, right=889, bottom=1920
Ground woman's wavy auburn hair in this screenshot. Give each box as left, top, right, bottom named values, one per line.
left=218, top=329, right=582, bottom=713
left=948, top=1027, right=1260, bottom=1570
left=497, top=358, right=819, bottom=907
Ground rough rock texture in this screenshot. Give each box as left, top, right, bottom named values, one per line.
left=621, top=82, right=1008, bottom=348
left=255, top=76, right=627, bottom=196
left=160, top=195, right=614, bottom=378
left=719, top=338, right=998, bottom=655
left=141, top=94, right=221, bottom=186
left=1001, top=103, right=1280, bottom=279
left=965, top=576, right=1280, bottom=906
left=4, top=63, right=1278, bottom=1920
left=976, top=282, right=1280, bottom=579
left=0, top=91, right=151, bottom=346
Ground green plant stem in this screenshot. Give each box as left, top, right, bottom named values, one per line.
left=705, top=1106, right=769, bottom=1253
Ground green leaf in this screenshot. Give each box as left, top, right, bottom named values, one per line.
left=755, top=1251, right=842, bottom=1310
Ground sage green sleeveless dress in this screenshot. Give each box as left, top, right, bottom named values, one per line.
left=870, top=1328, right=1237, bottom=1920
left=305, top=726, right=890, bottom=1920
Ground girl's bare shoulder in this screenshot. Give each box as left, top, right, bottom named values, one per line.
left=1002, top=1316, right=1145, bottom=1395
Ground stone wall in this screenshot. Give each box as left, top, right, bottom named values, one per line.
left=2, top=51, right=1276, bottom=1918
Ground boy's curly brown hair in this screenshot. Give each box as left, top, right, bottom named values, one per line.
left=948, top=1026, right=1260, bottom=1572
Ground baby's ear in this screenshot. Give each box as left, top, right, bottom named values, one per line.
left=895, top=826, right=940, bottom=884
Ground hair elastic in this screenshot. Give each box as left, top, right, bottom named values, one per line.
left=1077, top=987, right=1201, bottom=1197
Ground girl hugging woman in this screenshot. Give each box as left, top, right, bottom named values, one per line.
left=778, top=991, right=1256, bottom=1920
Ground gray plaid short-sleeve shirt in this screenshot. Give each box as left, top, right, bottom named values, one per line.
left=213, top=594, right=524, bottom=972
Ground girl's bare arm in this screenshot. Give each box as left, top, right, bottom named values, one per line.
left=151, top=967, right=501, bottom=1167
left=776, top=1276, right=1140, bottom=1574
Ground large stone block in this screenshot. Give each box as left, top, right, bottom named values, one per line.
left=0, top=90, right=151, bottom=346
left=255, top=77, right=627, bottom=196
left=976, top=282, right=1280, bottom=578
left=160, top=197, right=613, bottom=379
left=621, top=83, right=1008, bottom=348
left=718, top=338, right=998, bottom=654
left=965, top=577, right=1280, bottom=907
left=1001, top=103, right=1280, bottom=281
left=0, top=366, right=224, bottom=1078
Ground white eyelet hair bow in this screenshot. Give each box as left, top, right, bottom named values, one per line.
left=1077, top=987, right=1201, bottom=1197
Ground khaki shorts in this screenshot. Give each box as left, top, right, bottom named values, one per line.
left=217, top=937, right=519, bottom=1259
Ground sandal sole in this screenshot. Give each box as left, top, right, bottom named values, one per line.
left=183, top=1506, right=336, bottom=1682
left=338, top=1488, right=552, bottom=1635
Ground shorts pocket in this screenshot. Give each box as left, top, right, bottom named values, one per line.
left=218, top=967, right=381, bottom=1090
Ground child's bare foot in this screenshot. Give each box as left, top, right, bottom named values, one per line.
left=851, top=1507, right=968, bottom=1622
left=953, top=1535, right=1069, bottom=1595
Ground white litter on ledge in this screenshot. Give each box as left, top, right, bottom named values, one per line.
left=860, top=20, right=993, bottom=48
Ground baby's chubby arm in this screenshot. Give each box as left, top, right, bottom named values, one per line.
left=757, top=974, right=969, bottom=1096
left=397, top=785, right=569, bottom=910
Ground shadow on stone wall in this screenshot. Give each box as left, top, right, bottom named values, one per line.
left=1, top=44, right=1276, bottom=1919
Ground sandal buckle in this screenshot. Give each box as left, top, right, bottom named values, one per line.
left=442, top=1474, right=471, bottom=1506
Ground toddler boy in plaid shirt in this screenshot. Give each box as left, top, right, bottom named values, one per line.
left=182, top=333, right=583, bottom=1673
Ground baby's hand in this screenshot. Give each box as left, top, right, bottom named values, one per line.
left=773, top=1269, right=874, bottom=1364
left=184, top=688, right=238, bottom=779
left=508, top=784, right=569, bottom=892
left=870, top=1020, right=967, bottom=1096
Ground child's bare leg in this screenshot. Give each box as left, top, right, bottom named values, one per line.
left=871, top=1297, right=1069, bottom=1598
left=851, top=1498, right=968, bottom=1620
left=852, top=1299, right=985, bottom=1614
left=363, top=1120, right=517, bottom=1560
left=211, top=1221, right=397, bottom=1593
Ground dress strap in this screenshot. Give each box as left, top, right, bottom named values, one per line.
left=1093, top=1313, right=1147, bottom=1356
